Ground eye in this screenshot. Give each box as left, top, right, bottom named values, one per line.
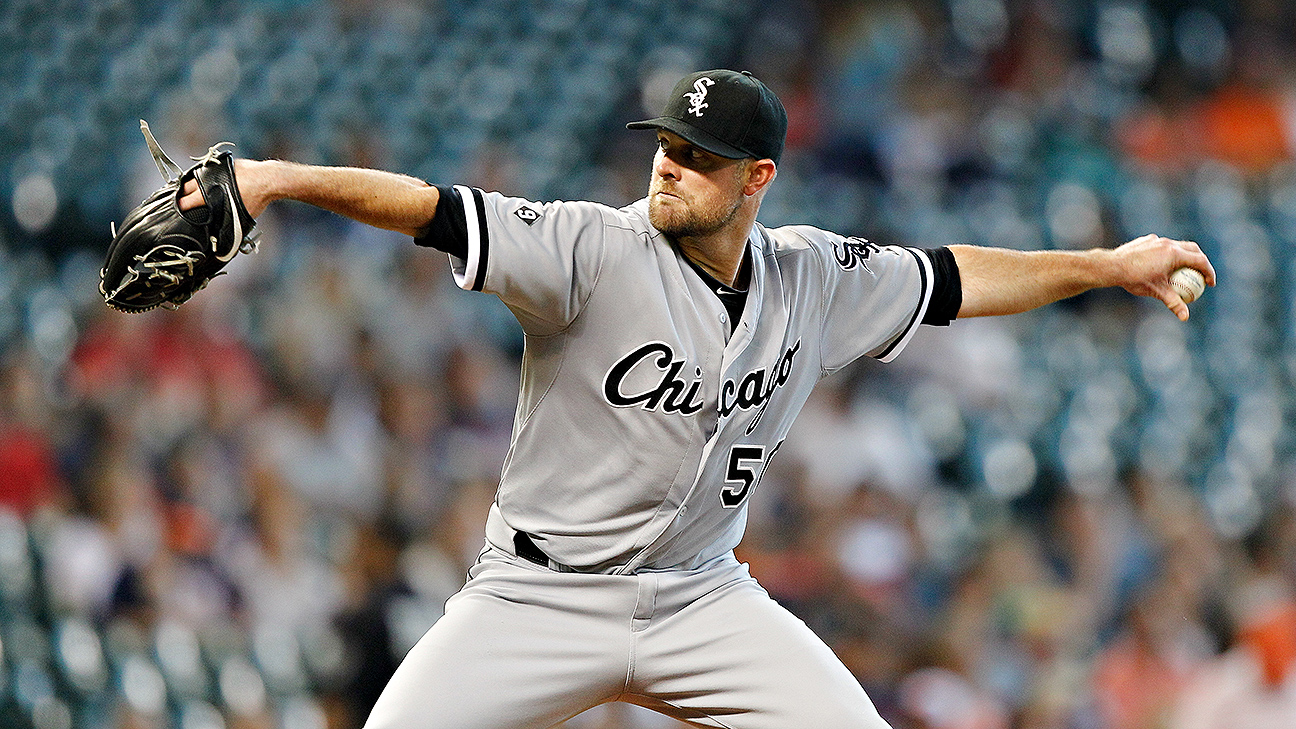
left=679, top=146, right=708, bottom=166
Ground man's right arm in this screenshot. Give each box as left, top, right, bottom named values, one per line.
left=180, top=159, right=440, bottom=237
left=950, top=234, right=1215, bottom=322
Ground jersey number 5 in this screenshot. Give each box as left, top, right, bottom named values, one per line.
left=721, top=442, right=781, bottom=508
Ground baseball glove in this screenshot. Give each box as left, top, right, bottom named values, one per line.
left=99, top=121, right=259, bottom=313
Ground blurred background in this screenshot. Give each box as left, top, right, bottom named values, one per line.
left=2, top=0, right=1296, bottom=727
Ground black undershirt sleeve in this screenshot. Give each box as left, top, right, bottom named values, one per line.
left=921, top=246, right=962, bottom=326
left=413, top=184, right=469, bottom=259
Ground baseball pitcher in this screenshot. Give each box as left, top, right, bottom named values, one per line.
left=174, top=69, right=1214, bottom=728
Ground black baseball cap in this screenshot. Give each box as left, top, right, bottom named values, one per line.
left=628, top=69, right=788, bottom=164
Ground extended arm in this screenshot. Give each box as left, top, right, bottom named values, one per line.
left=951, top=235, right=1216, bottom=321
left=180, top=159, right=441, bottom=237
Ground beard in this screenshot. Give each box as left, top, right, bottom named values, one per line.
left=647, top=179, right=743, bottom=239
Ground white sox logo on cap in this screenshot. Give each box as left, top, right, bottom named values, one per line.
left=627, top=69, right=788, bottom=163
left=684, top=77, right=714, bottom=117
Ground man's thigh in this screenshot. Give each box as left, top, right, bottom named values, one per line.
left=364, top=554, right=635, bottom=729
left=630, top=575, right=891, bottom=729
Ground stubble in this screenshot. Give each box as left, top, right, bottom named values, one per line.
left=647, top=176, right=744, bottom=240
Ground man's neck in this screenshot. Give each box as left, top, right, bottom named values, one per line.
left=675, top=225, right=753, bottom=289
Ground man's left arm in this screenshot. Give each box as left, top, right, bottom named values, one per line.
left=950, top=234, right=1216, bottom=322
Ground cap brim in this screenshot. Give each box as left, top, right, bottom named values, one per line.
left=626, top=117, right=751, bottom=160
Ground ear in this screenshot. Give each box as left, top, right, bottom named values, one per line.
left=742, top=159, right=777, bottom=197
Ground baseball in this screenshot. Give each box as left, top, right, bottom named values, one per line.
left=1170, top=267, right=1205, bottom=304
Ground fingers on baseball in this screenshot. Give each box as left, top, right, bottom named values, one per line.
left=1123, top=235, right=1208, bottom=320
left=1157, top=236, right=1216, bottom=287
left=1163, top=289, right=1191, bottom=321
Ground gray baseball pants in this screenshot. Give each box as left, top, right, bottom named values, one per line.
left=363, top=545, right=891, bottom=729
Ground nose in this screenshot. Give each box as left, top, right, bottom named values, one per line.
left=654, top=149, right=679, bottom=180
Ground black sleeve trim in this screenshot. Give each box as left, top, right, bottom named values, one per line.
left=922, top=246, right=961, bottom=326
left=413, top=184, right=468, bottom=259
left=468, top=188, right=489, bottom=292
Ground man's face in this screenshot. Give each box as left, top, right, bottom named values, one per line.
left=647, top=131, right=748, bottom=239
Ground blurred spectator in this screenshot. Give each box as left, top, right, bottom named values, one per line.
left=1169, top=546, right=1296, bottom=729
left=221, top=465, right=345, bottom=633
left=0, top=350, right=65, bottom=515
left=1198, top=83, right=1292, bottom=172
left=781, top=371, right=936, bottom=504
left=1091, top=578, right=1212, bottom=729
left=833, top=483, right=921, bottom=620
left=0, top=412, right=61, bottom=515
left=333, top=519, right=411, bottom=728
left=898, top=665, right=1009, bottom=729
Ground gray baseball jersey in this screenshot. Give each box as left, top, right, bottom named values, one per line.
left=366, top=184, right=937, bottom=729
left=429, top=185, right=935, bottom=573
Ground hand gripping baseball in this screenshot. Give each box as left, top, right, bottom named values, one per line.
left=99, top=121, right=259, bottom=313
left=1112, top=234, right=1215, bottom=321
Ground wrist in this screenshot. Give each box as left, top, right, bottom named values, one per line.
left=1082, top=247, right=1122, bottom=290
left=229, top=159, right=287, bottom=219
left=259, top=159, right=295, bottom=205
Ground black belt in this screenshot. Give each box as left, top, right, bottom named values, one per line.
left=513, top=531, right=548, bottom=565
left=511, top=532, right=607, bottom=573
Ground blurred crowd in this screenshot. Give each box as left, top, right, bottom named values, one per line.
left=3, top=1, right=1296, bottom=728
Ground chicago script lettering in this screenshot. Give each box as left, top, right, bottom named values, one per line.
left=603, top=340, right=801, bottom=430
left=719, top=340, right=800, bottom=433
left=603, top=342, right=705, bottom=415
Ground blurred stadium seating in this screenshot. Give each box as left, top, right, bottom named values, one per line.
left=2, top=1, right=1295, bottom=728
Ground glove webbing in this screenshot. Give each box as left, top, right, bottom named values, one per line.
left=140, top=120, right=183, bottom=183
